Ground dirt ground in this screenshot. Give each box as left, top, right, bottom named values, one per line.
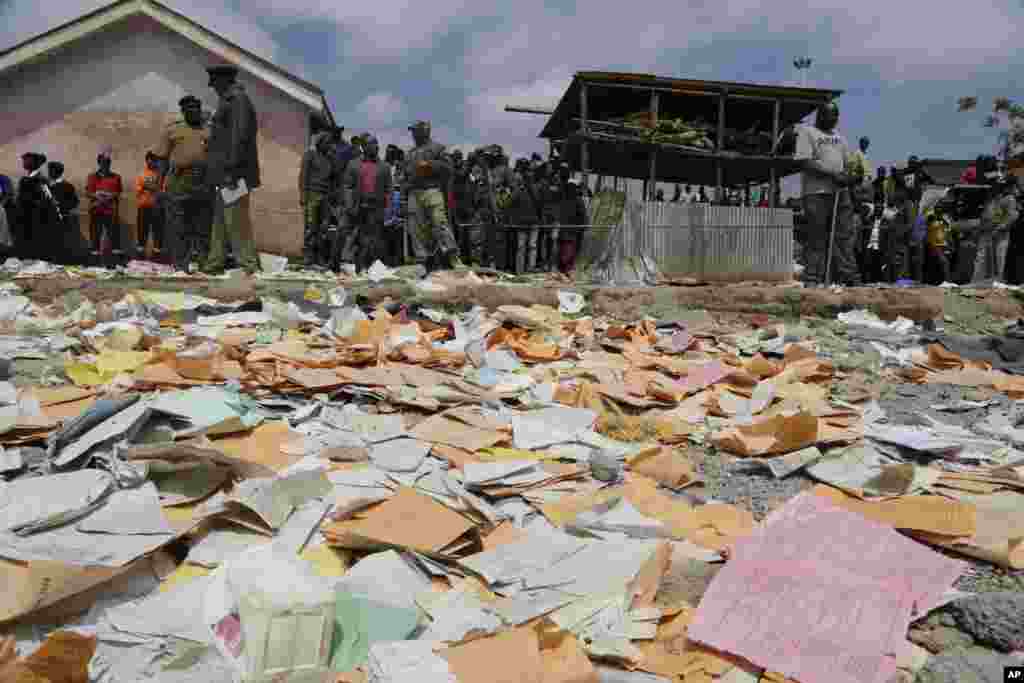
left=14, top=275, right=1024, bottom=330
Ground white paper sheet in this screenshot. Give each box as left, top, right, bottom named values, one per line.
left=55, top=400, right=152, bottom=467
left=371, top=438, right=432, bottom=472
left=187, top=528, right=271, bottom=568
left=570, top=498, right=669, bottom=539
left=0, top=469, right=115, bottom=534
left=367, top=641, right=457, bottom=683
left=78, top=482, right=174, bottom=535
left=337, top=550, right=432, bottom=610
left=460, top=532, right=585, bottom=587
left=105, top=575, right=214, bottom=644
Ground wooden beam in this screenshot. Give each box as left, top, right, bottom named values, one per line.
left=573, top=80, right=834, bottom=107
left=649, top=89, right=660, bottom=200
left=716, top=92, right=726, bottom=200
left=580, top=80, right=590, bottom=190
left=770, top=98, right=780, bottom=208
left=504, top=106, right=556, bottom=115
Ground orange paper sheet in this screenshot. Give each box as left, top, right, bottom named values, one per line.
left=813, top=485, right=976, bottom=537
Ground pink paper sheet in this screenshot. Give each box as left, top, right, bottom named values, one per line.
left=677, top=360, right=730, bottom=394
left=688, top=492, right=964, bottom=683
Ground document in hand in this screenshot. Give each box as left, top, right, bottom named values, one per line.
left=220, top=178, right=249, bottom=206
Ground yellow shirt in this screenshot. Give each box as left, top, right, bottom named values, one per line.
left=926, top=215, right=949, bottom=248
left=155, top=119, right=209, bottom=170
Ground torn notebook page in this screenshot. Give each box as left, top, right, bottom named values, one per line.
left=687, top=492, right=964, bottom=683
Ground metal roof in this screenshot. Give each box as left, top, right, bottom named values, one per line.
left=538, top=71, right=843, bottom=185
left=0, top=0, right=332, bottom=115
left=541, top=71, right=842, bottom=140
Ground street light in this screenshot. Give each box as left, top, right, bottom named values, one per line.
left=793, top=57, right=813, bottom=87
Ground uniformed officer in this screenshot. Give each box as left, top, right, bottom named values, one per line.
left=153, top=95, right=212, bottom=271
left=203, top=64, right=261, bottom=275
left=404, top=121, right=462, bottom=271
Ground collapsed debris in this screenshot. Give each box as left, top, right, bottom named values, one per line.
left=0, top=271, right=1022, bottom=683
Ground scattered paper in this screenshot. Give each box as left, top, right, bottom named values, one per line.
left=688, top=492, right=963, bottom=683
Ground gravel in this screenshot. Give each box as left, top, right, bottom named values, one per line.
left=944, top=593, right=1024, bottom=652
left=687, top=446, right=814, bottom=521
left=915, top=646, right=1019, bottom=683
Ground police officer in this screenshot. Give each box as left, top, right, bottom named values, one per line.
left=404, top=121, right=462, bottom=271
left=298, top=132, right=336, bottom=268
left=153, top=95, right=212, bottom=271
left=203, top=64, right=261, bottom=275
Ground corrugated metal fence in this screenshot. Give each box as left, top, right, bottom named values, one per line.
left=582, top=199, right=794, bottom=282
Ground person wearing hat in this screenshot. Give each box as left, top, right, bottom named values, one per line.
left=330, top=126, right=356, bottom=179
left=154, top=94, right=213, bottom=271
left=46, top=161, right=88, bottom=264
left=134, top=151, right=164, bottom=259
left=13, top=152, right=49, bottom=258
left=85, top=147, right=124, bottom=265
left=299, top=131, right=338, bottom=268
left=203, top=64, right=261, bottom=275
left=404, top=120, right=462, bottom=271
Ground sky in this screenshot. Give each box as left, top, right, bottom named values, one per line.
left=1, top=0, right=1022, bottom=180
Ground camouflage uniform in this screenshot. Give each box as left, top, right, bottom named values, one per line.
left=163, top=168, right=213, bottom=271
left=299, top=133, right=336, bottom=266
left=155, top=101, right=213, bottom=271
left=404, top=122, right=458, bottom=265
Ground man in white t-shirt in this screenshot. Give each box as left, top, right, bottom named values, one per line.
left=794, top=101, right=858, bottom=285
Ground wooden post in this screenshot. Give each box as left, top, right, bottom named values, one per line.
left=579, top=80, right=590, bottom=192
left=716, top=91, right=727, bottom=202
left=770, top=98, right=781, bottom=208
left=649, top=90, right=660, bottom=201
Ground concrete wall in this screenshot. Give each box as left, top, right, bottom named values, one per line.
left=0, top=13, right=311, bottom=256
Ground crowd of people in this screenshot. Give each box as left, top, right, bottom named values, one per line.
left=0, top=65, right=263, bottom=274
left=0, top=72, right=594, bottom=277
left=297, top=130, right=592, bottom=275
left=3, top=76, right=1021, bottom=284
left=789, top=101, right=1023, bottom=287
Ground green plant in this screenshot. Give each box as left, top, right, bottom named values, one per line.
left=958, top=96, right=1024, bottom=160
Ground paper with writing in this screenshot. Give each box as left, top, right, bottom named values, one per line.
left=687, top=492, right=964, bottom=683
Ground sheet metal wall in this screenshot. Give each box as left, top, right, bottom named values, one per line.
left=583, top=200, right=794, bottom=283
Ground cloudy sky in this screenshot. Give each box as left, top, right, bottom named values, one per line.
left=1, top=0, right=1021, bottom=174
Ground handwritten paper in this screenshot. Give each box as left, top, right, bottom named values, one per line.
left=688, top=492, right=963, bottom=683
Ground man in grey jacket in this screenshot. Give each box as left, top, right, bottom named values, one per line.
left=203, top=64, right=260, bottom=275
left=794, top=101, right=858, bottom=286
left=341, top=135, right=393, bottom=271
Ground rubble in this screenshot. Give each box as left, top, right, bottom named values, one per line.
left=0, top=266, right=1023, bottom=682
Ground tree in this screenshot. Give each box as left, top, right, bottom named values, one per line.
left=958, top=95, right=1024, bottom=160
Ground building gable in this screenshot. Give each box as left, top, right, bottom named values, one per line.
left=0, top=0, right=330, bottom=115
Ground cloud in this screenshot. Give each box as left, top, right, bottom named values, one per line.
left=224, top=0, right=476, bottom=58
left=2, top=0, right=1022, bottom=181
left=353, top=92, right=407, bottom=127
